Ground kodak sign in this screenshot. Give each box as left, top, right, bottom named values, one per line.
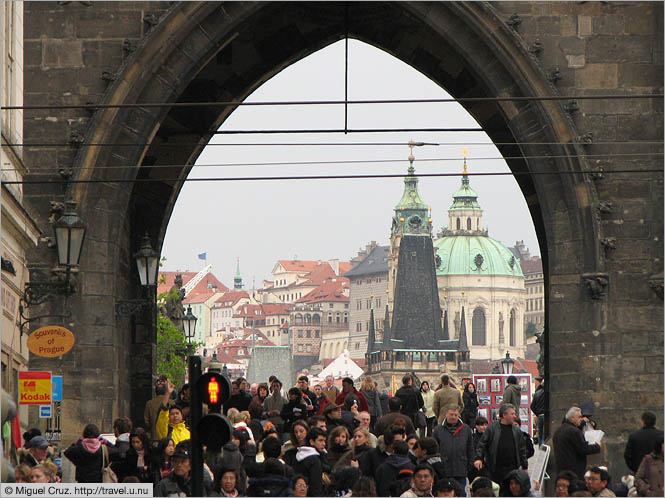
left=18, top=371, right=52, bottom=405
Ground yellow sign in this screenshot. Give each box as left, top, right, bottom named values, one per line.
left=27, top=326, right=75, bottom=358
left=18, top=371, right=52, bottom=405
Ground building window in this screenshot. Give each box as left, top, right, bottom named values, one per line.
left=456, top=218, right=461, bottom=230
left=315, top=330, right=320, bottom=338
left=344, top=303, right=349, bottom=309
left=297, top=330, right=303, bottom=338
left=356, top=300, right=362, bottom=310
left=510, top=309, right=517, bottom=346
left=356, top=280, right=361, bottom=285
left=313, top=314, right=320, bottom=324
left=472, top=307, right=486, bottom=346
left=366, top=321, right=370, bottom=331
left=366, top=299, right=372, bottom=309
left=467, top=217, right=472, bottom=230
left=355, top=342, right=360, bottom=350
left=306, top=330, right=311, bottom=338
left=375, top=297, right=381, bottom=308
left=329, top=303, right=334, bottom=308
left=344, top=313, right=348, bottom=324
left=297, top=344, right=304, bottom=352
left=356, top=322, right=362, bottom=332
left=306, top=344, right=312, bottom=352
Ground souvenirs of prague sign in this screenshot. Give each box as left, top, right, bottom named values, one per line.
left=27, top=325, right=75, bottom=358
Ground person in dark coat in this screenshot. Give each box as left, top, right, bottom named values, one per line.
left=112, top=417, right=132, bottom=459
left=395, top=374, right=425, bottom=426
left=462, top=383, right=479, bottom=430
left=360, top=376, right=383, bottom=430
left=514, top=417, right=535, bottom=459
left=474, top=404, right=528, bottom=490
left=625, top=411, right=664, bottom=473
left=414, top=437, right=447, bottom=482
left=224, top=380, right=253, bottom=414
left=530, top=377, right=546, bottom=446
left=375, top=397, right=417, bottom=437
left=247, top=458, right=294, bottom=497
left=297, top=376, right=319, bottom=418
left=64, top=424, right=117, bottom=483
left=281, top=388, right=310, bottom=436
left=111, top=427, right=153, bottom=483
left=292, top=428, right=328, bottom=497
left=374, top=440, right=416, bottom=496
left=635, top=439, right=664, bottom=497
left=503, top=468, right=534, bottom=497
left=434, top=404, right=475, bottom=493
left=357, top=424, right=406, bottom=478
left=154, top=442, right=214, bottom=496
left=553, top=406, right=601, bottom=480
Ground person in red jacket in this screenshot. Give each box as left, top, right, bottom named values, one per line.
left=335, top=377, right=369, bottom=413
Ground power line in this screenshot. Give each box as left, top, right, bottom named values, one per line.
left=4, top=140, right=662, bottom=148
left=6, top=152, right=663, bottom=175
left=2, top=94, right=662, bottom=111
left=7, top=169, right=662, bottom=185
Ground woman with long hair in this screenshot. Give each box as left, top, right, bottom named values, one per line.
left=360, top=376, right=382, bottom=431
left=332, top=427, right=373, bottom=473
left=113, top=427, right=152, bottom=483
left=152, top=436, right=175, bottom=482
left=282, top=420, right=310, bottom=468
left=350, top=476, right=377, bottom=497
left=420, top=380, right=437, bottom=437
left=14, top=464, right=32, bottom=483
left=326, top=426, right=351, bottom=470
left=462, top=382, right=479, bottom=429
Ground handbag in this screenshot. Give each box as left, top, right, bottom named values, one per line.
left=101, top=445, right=118, bottom=483
left=415, top=410, right=427, bottom=429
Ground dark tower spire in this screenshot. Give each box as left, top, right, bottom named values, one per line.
left=367, top=307, right=376, bottom=353
left=381, top=304, right=392, bottom=351
left=458, top=305, right=470, bottom=357
left=442, top=309, right=449, bottom=340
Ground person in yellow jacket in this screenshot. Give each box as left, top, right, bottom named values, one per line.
left=156, top=380, right=191, bottom=446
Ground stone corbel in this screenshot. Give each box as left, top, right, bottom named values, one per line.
left=582, top=273, right=609, bottom=300
left=648, top=272, right=663, bottom=300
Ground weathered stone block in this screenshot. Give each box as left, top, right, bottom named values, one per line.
left=566, top=54, right=585, bottom=68
left=76, top=10, right=142, bottom=39
left=587, top=35, right=654, bottom=64
left=575, top=63, right=618, bottom=88
left=593, top=14, right=625, bottom=35
left=578, top=15, right=593, bottom=37
left=42, top=39, right=84, bottom=69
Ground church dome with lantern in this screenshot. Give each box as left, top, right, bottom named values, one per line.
left=433, top=157, right=526, bottom=361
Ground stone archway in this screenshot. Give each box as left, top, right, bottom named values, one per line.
left=23, top=2, right=663, bottom=474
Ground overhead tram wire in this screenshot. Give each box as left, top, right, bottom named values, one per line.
left=7, top=151, right=664, bottom=175
left=2, top=93, right=662, bottom=111
left=6, top=168, right=662, bottom=186
left=3, top=140, right=663, bottom=148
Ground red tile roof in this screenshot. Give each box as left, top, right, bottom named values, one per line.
left=183, top=289, right=221, bottom=304
left=158, top=271, right=228, bottom=296
left=214, top=290, right=250, bottom=307
left=277, top=260, right=322, bottom=272
left=338, top=262, right=352, bottom=275
left=296, top=278, right=350, bottom=304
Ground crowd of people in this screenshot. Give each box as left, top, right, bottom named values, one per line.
left=11, top=373, right=664, bottom=498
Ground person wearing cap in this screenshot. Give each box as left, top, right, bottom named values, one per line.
left=322, top=403, right=345, bottom=432
left=20, top=435, right=51, bottom=467
left=156, top=380, right=191, bottom=446
left=334, top=377, right=369, bottom=413
left=154, top=441, right=214, bottom=496
left=400, top=463, right=437, bottom=497
left=530, top=377, right=546, bottom=446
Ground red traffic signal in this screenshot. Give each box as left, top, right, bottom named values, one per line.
left=196, top=371, right=231, bottom=410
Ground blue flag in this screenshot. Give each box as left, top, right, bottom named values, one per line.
left=198, top=252, right=207, bottom=260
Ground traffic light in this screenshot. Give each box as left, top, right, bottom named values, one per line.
left=195, top=370, right=233, bottom=452
left=196, top=371, right=231, bottom=413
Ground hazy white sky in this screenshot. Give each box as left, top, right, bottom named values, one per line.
left=163, top=40, right=540, bottom=288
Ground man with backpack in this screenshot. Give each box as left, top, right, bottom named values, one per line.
left=530, top=377, right=546, bottom=446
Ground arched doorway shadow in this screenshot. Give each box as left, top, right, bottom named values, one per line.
left=66, top=2, right=602, bottom=443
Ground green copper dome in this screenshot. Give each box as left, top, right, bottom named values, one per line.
left=434, top=235, right=523, bottom=277
left=392, top=160, right=431, bottom=236
left=450, top=172, right=481, bottom=211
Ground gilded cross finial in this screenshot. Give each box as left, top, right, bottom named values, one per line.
left=462, top=147, right=468, bottom=174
